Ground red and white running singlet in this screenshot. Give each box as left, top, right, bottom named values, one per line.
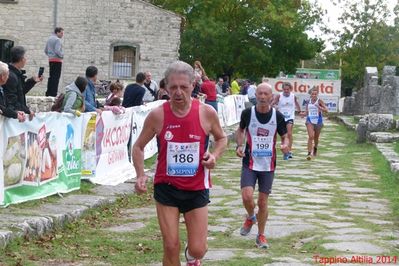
left=246, top=107, right=278, bottom=171
left=155, top=100, right=210, bottom=190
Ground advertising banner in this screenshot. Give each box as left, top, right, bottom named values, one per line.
left=268, top=78, right=341, bottom=112
left=89, top=110, right=134, bottom=185
left=294, top=68, right=341, bottom=80
left=130, top=101, right=164, bottom=161
left=1, top=113, right=82, bottom=206
left=81, top=113, right=97, bottom=178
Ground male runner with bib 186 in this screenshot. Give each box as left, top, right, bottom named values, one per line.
left=132, top=61, right=227, bottom=266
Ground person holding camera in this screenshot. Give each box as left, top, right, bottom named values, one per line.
left=44, top=27, right=64, bottom=97
left=0, top=61, right=25, bottom=122
left=3, top=46, right=43, bottom=121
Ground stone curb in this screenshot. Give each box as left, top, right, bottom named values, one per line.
left=0, top=126, right=237, bottom=250
left=0, top=183, right=136, bottom=249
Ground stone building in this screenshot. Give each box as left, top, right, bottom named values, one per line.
left=0, top=0, right=181, bottom=95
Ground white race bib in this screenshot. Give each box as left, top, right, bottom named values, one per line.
left=167, top=141, right=200, bottom=177
left=308, top=107, right=319, bottom=124
left=252, top=136, right=273, bottom=157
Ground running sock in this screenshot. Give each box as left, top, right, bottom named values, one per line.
left=249, top=214, right=256, bottom=221
left=186, top=252, right=195, bottom=262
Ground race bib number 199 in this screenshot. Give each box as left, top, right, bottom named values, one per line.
left=167, top=141, right=200, bottom=177
left=252, top=136, right=273, bottom=157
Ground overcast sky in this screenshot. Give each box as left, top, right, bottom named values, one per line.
left=308, top=0, right=397, bottom=50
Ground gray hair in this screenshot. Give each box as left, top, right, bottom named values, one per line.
left=164, top=61, right=194, bottom=85
left=308, top=86, right=318, bottom=95
left=0, top=61, right=8, bottom=76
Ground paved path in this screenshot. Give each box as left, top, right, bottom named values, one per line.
left=148, top=117, right=398, bottom=265
left=2, top=117, right=399, bottom=265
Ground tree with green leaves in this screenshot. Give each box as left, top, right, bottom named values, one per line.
left=150, top=0, right=323, bottom=81
left=330, top=0, right=399, bottom=93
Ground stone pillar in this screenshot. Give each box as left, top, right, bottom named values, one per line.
left=394, top=76, right=399, bottom=115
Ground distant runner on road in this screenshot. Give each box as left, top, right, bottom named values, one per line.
left=303, top=87, right=328, bottom=160
left=272, top=82, right=302, bottom=160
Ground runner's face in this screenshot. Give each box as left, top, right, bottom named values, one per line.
left=283, top=85, right=291, bottom=95
left=311, top=90, right=318, bottom=100
left=166, top=73, right=193, bottom=105
left=255, top=86, right=272, bottom=106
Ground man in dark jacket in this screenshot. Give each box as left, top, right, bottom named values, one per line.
left=3, top=46, right=43, bottom=120
left=0, top=61, right=25, bottom=122
left=122, top=72, right=146, bottom=107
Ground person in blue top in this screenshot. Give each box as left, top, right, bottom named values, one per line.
left=83, top=66, right=102, bottom=114
left=304, top=87, right=328, bottom=160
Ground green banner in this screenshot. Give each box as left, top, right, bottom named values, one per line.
left=295, top=68, right=341, bottom=80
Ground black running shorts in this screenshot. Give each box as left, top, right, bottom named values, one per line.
left=154, top=183, right=210, bottom=213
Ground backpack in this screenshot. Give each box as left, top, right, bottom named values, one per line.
left=51, top=93, right=65, bottom=112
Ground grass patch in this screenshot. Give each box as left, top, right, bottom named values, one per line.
left=370, top=147, right=399, bottom=222
left=394, top=141, right=399, bottom=154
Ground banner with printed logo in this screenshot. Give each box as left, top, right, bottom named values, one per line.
left=89, top=110, right=134, bottom=185
left=0, top=112, right=82, bottom=206
left=81, top=113, right=97, bottom=178
left=130, top=101, right=165, bottom=161
left=268, top=78, right=341, bottom=112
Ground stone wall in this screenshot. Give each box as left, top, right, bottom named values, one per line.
left=343, top=66, right=399, bottom=115
left=0, top=0, right=181, bottom=95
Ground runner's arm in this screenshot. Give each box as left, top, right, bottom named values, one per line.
left=318, top=99, right=329, bottom=113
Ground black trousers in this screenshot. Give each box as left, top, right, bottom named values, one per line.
left=46, top=61, right=62, bottom=97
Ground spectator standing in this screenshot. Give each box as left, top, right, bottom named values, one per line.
left=0, top=61, right=25, bottom=121
left=156, top=78, right=169, bottom=100
left=247, top=82, right=257, bottom=106
left=216, top=77, right=228, bottom=96
left=122, top=72, right=146, bottom=108
left=143, top=71, right=158, bottom=103
left=83, top=66, right=102, bottom=114
left=231, top=78, right=240, bottom=95
left=105, top=82, right=124, bottom=105
left=105, top=82, right=125, bottom=114
left=222, top=76, right=231, bottom=95
left=191, top=73, right=201, bottom=98
left=44, top=27, right=64, bottom=97
left=194, top=60, right=206, bottom=80
left=61, top=76, right=87, bottom=117
left=200, top=76, right=218, bottom=111
left=240, top=79, right=250, bottom=95
left=3, top=46, right=43, bottom=121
